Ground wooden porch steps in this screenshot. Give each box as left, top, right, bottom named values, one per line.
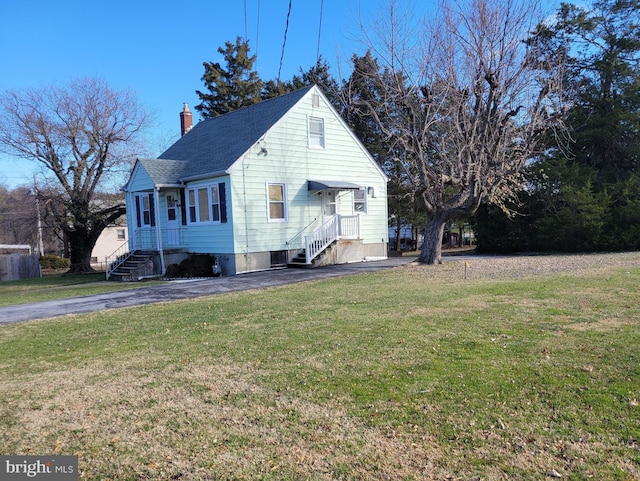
left=287, top=244, right=332, bottom=269
left=108, top=252, right=155, bottom=281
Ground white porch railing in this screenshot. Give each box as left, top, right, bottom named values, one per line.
left=303, top=215, right=362, bottom=264
left=339, top=215, right=360, bottom=239
left=131, top=227, right=185, bottom=250
left=132, top=228, right=158, bottom=250
left=105, top=240, right=131, bottom=280
left=305, top=215, right=339, bottom=264
left=106, top=227, right=186, bottom=279
left=162, top=227, right=185, bottom=248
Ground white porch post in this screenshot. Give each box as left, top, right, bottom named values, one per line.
left=126, top=190, right=135, bottom=251
left=154, top=187, right=166, bottom=276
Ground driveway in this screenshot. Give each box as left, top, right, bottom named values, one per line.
left=0, top=256, right=417, bottom=324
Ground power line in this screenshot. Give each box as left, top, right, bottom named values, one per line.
left=277, top=0, right=293, bottom=85
left=243, top=0, right=248, bottom=40
left=255, top=0, right=261, bottom=69
left=317, top=0, right=324, bottom=64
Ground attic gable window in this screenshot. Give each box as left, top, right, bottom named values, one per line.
left=308, top=116, right=325, bottom=149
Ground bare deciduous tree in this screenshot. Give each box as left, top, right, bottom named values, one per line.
left=348, top=0, right=566, bottom=263
left=0, top=78, right=150, bottom=273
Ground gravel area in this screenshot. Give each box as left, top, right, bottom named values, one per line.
left=408, top=251, right=640, bottom=281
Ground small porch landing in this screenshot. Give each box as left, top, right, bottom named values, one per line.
left=287, top=214, right=362, bottom=268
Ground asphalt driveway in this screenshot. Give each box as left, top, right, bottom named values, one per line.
left=0, top=256, right=417, bottom=324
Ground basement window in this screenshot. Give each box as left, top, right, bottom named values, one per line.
left=270, top=250, right=287, bottom=267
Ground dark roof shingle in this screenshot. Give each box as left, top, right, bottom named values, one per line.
left=138, top=158, right=188, bottom=186
left=158, top=86, right=313, bottom=181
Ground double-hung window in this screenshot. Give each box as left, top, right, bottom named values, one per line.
left=188, top=189, right=197, bottom=223
left=267, top=183, right=287, bottom=221
left=210, top=184, right=221, bottom=222
left=187, top=187, right=209, bottom=223
left=197, top=187, right=210, bottom=222
left=354, top=188, right=367, bottom=214
left=142, top=195, right=152, bottom=224
left=308, top=116, right=325, bottom=149
left=187, top=182, right=226, bottom=224
left=135, top=193, right=155, bottom=227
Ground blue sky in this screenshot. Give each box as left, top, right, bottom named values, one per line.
left=1, top=0, right=560, bottom=189
left=2, top=0, right=425, bottom=188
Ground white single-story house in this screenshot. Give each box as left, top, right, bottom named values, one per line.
left=111, top=85, right=388, bottom=279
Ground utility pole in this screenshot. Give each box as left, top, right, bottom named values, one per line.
left=33, top=177, right=45, bottom=256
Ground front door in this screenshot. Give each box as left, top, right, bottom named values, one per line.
left=321, top=190, right=336, bottom=222
left=165, top=191, right=180, bottom=246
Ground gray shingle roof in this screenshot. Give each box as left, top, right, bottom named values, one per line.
left=138, top=158, right=188, bottom=186
left=157, top=86, right=314, bottom=181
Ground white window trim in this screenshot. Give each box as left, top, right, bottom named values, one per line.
left=308, top=115, right=325, bottom=149
left=187, top=183, right=223, bottom=225
left=136, top=193, right=153, bottom=227
left=354, top=187, right=368, bottom=214
left=266, top=182, right=288, bottom=222
left=210, top=184, right=221, bottom=223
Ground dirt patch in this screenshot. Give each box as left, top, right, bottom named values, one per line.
left=406, top=252, right=640, bottom=282
left=565, top=317, right=629, bottom=332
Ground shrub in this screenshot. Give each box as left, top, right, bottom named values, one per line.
left=178, top=254, right=215, bottom=277
left=165, top=264, right=181, bottom=278
left=40, top=255, right=71, bottom=270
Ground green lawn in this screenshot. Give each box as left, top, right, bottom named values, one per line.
left=1, top=256, right=639, bottom=480
left=0, top=273, right=164, bottom=307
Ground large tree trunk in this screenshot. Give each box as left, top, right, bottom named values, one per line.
left=418, top=214, right=447, bottom=264
left=66, top=229, right=97, bottom=274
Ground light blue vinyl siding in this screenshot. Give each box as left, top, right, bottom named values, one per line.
left=228, top=91, right=388, bottom=253
left=181, top=176, right=234, bottom=253
left=124, top=86, right=388, bottom=262
left=127, top=163, right=155, bottom=192
left=125, top=163, right=155, bottom=246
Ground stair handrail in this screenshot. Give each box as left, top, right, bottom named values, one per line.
left=286, top=217, right=318, bottom=246
left=105, top=239, right=131, bottom=280
left=304, top=215, right=338, bottom=264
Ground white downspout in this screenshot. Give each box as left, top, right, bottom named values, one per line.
left=154, top=187, right=166, bottom=276
left=126, top=190, right=135, bottom=251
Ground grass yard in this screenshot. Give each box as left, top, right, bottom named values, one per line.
left=1, top=254, right=639, bottom=480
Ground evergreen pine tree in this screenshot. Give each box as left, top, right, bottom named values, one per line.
left=195, top=37, right=263, bottom=118
left=475, top=0, right=640, bottom=252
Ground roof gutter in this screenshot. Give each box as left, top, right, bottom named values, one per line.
left=179, top=170, right=229, bottom=183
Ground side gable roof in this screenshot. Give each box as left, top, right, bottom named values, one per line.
left=159, top=86, right=314, bottom=181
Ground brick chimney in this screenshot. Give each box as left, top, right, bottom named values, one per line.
left=180, top=102, right=193, bottom=136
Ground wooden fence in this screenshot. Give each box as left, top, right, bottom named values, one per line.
left=0, top=254, right=42, bottom=281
